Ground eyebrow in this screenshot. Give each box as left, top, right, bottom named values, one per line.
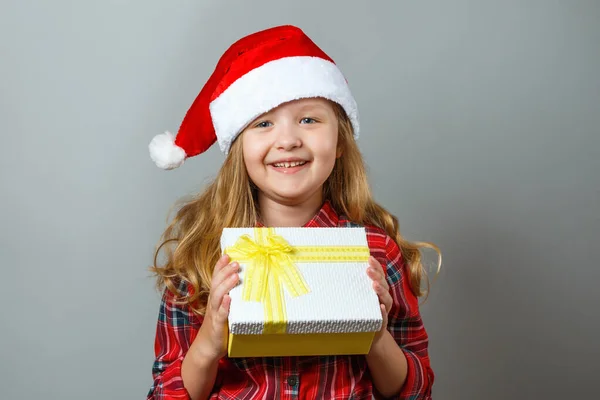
left=296, top=103, right=330, bottom=113
left=256, top=101, right=330, bottom=120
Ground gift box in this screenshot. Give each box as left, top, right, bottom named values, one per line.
left=221, top=227, right=383, bottom=358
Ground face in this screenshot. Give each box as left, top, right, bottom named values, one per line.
left=241, top=97, right=341, bottom=206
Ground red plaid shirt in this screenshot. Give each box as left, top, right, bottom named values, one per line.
left=148, top=201, right=434, bottom=399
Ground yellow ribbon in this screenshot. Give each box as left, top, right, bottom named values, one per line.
left=224, top=228, right=371, bottom=334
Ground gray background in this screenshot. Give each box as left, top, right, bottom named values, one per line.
left=1, top=0, right=598, bottom=399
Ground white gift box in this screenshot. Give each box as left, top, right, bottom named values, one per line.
left=220, top=227, right=382, bottom=357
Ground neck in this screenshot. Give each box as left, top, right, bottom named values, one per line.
left=257, top=193, right=323, bottom=227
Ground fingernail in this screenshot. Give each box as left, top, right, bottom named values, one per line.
left=231, top=262, right=239, bottom=269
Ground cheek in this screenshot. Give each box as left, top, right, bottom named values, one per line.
left=311, top=133, right=339, bottom=163
left=242, top=135, right=269, bottom=170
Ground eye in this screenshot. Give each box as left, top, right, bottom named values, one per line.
left=300, top=117, right=317, bottom=124
left=254, top=120, right=272, bottom=128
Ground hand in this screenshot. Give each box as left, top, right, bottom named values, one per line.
left=367, top=256, right=393, bottom=343
left=192, top=254, right=239, bottom=363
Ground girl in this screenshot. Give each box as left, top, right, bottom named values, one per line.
left=147, top=25, right=440, bottom=400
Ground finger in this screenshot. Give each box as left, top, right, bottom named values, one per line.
left=212, top=261, right=239, bottom=289
left=217, top=294, right=232, bottom=321
left=369, top=258, right=390, bottom=290
left=215, top=254, right=230, bottom=272
left=373, top=281, right=392, bottom=306
left=380, top=304, right=388, bottom=327
left=380, top=274, right=390, bottom=292
left=211, top=254, right=231, bottom=283
left=382, top=292, right=393, bottom=315
left=210, top=271, right=239, bottom=310
left=383, top=293, right=393, bottom=313
left=368, top=256, right=386, bottom=279
left=366, top=263, right=381, bottom=280
left=367, top=266, right=389, bottom=291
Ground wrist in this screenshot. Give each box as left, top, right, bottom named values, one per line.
left=368, top=330, right=393, bottom=357
left=188, top=340, right=221, bottom=369
left=189, top=326, right=224, bottom=367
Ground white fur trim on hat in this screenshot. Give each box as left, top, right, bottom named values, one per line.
left=209, top=56, right=360, bottom=155
left=149, top=131, right=187, bottom=170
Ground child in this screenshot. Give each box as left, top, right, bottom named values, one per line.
left=147, top=25, right=440, bottom=400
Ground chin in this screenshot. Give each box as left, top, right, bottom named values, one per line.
left=264, top=187, right=307, bottom=201
left=272, top=191, right=306, bottom=202
left=275, top=187, right=325, bottom=203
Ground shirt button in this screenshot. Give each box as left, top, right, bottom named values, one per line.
left=287, top=375, right=299, bottom=388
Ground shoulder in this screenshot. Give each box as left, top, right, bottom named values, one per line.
left=160, top=280, right=203, bottom=325
left=163, top=278, right=193, bottom=301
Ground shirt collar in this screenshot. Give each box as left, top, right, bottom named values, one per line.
left=256, top=200, right=339, bottom=228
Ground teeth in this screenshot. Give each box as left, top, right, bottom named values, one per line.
left=273, top=161, right=306, bottom=168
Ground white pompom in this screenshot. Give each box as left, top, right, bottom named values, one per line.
left=148, top=131, right=186, bottom=170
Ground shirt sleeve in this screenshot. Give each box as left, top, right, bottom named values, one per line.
left=374, top=234, right=435, bottom=400
left=147, top=281, right=202, bottom=400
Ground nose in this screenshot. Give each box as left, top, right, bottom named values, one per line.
left=274, top=123, right=302, bottom=151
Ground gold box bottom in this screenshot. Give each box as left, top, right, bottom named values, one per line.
left=228, top=331, right=376, bottom=358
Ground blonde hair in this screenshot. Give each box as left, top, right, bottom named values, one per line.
left=152, top=102, right=441, bottom=314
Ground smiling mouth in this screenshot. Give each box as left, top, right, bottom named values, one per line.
left=271, top=161, right=308, bottom=168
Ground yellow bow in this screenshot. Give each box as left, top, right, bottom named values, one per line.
left=225, top=228, right=309, bottom=334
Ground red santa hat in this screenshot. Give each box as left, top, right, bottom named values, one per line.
left=149, top=25, right=360, bottom=169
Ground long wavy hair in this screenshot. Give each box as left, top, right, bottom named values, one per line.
left=151, top=102, right=441, bottom=315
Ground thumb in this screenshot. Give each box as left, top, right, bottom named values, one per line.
left=380, top=304, right=388, bottom=326
left=217, top=294, right=232, bottom=322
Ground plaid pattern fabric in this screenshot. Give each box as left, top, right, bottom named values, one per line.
left=148, top=201, right=434, bottom=399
